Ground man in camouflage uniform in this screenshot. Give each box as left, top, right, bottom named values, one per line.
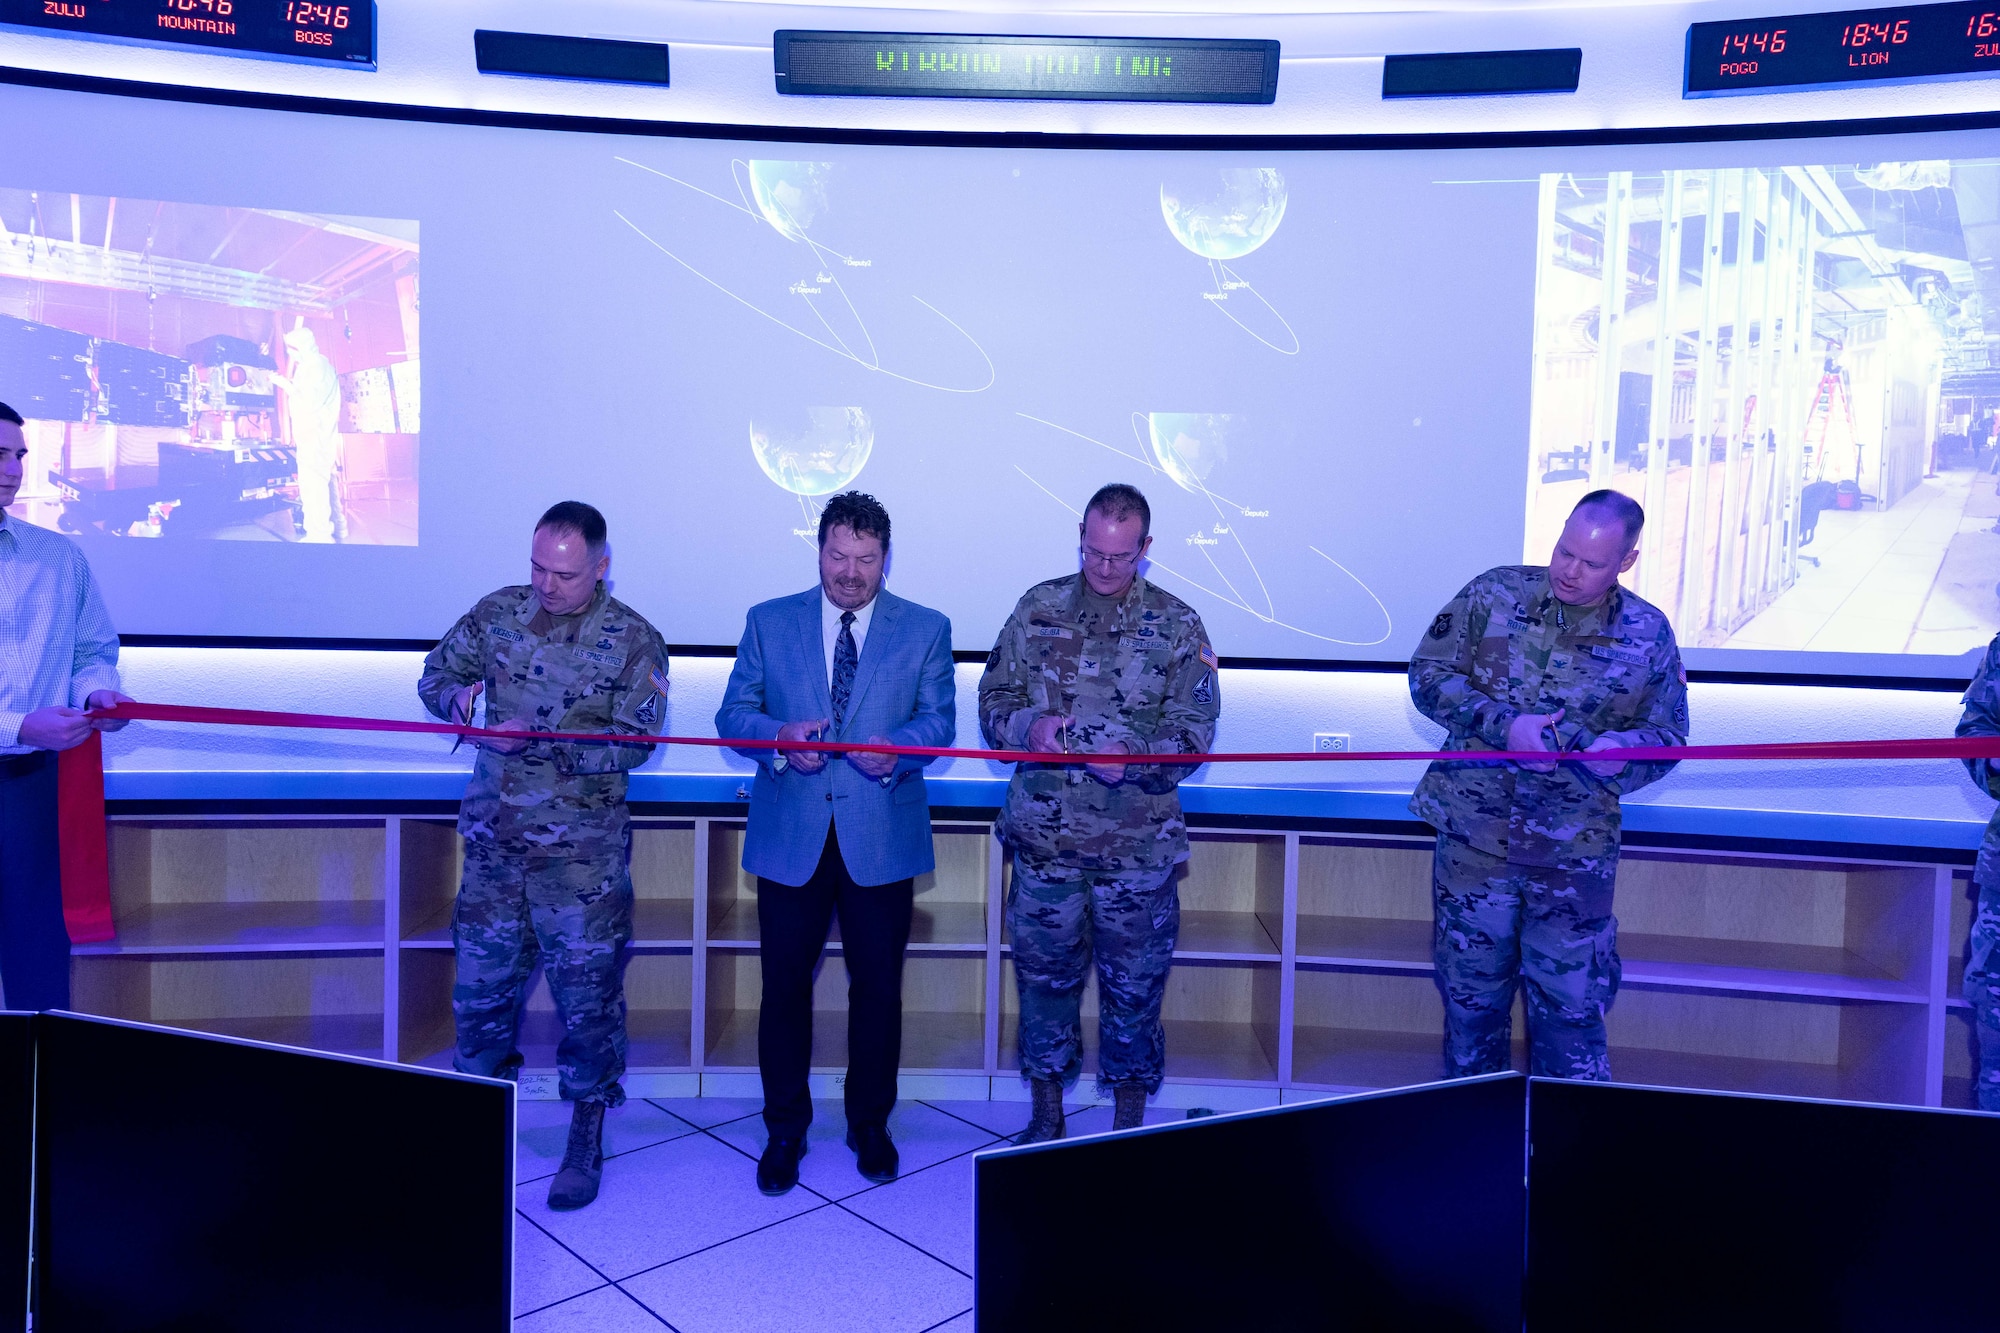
left=418, top=501, right=668, bottom=1211
left=979, top=483, right=1219, bottom=1142
left=1954, top=636, right=2000, bottom=1112
left=1409, top=489, right=1686, bottom=1082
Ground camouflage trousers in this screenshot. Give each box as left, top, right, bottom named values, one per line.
left=1432, top=834, right=1620, bottom=1082
left=452, top=839, right=632, bottom=1107
left=1009, top=854, right=1179, bottom=1094
left=1964, top=861, right=2000, bottom=1112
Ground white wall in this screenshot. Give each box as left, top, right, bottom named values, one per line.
left=8, top=0, right=1994, bottom=842
left=9, top=0, right=2000, bottom=138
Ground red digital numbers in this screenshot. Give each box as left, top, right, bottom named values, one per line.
left=1969, top=11, right=2000, bottom=38
left=284, top=2, right=350, bottom=28
left=1722, top=28, right=1788, bottom=55
left=1842, top=19, right=1911, bottom=47
left=163, top=0, right=233, bottom=13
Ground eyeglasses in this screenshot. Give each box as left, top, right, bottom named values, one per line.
left=1081, top=546, right=1142, bottom=570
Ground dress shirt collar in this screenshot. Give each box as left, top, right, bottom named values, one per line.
left=822, top=587, right=878, bottom=643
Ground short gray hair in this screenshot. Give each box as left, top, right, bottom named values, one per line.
left=1573, top=489, right=1643, bottom=548
left=1084, top=483, right=1151, bottom=539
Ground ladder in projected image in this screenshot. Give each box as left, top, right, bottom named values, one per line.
left=1801, top=368, right=1856, bottom=482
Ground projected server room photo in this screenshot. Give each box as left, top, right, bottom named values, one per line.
left=2, top=3, right=2000, bottom=1333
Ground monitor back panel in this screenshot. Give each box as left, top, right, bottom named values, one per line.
left=1528, top=1078, right=2000, bottom=1331
left=33, top=1014, right=514, bottom=1333
left=976, top=1074, right=1526, bottom=1332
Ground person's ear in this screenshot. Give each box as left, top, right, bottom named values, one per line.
left=1618, top=546, right=1641, bottom=575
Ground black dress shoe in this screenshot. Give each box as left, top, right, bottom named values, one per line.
left=846, top=1123, right=899, bottom=1183
left=757, top=1135, right=806, bottom=1195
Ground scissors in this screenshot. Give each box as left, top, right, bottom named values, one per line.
left=449, top=682, right=481, bottom=754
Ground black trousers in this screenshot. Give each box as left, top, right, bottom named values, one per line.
left=0, top=752, right=69, bottom=1011
left=758, top=827, right=914, bottom=1139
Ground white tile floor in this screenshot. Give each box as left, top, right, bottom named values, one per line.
left=510, top=1095, right=1179, bottom=1330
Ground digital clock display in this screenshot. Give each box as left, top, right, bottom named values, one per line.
left=1688, top=1, right=2000, bottom=94
left=773, top=31, right=1280, bottom=103
left=0, top=0, right=374, bottom=67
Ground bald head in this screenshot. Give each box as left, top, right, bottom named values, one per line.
left=1549, top=490, right=1643, bottom=606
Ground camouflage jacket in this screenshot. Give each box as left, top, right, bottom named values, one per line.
left=979, top=573, right=1220, bottom=872
left=1955, top=634, right=2000, bottom=877
left=1408, top=566, right=1687, bottom=867
left=419, top=583, right=668, bottom=859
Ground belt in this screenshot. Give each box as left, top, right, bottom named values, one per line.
left=0, top=750, right=51, bottom=780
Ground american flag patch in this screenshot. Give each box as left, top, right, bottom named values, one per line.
left=1199, top=644, right=1219, bottom=670
left=650, top=666, right=671, bottom=695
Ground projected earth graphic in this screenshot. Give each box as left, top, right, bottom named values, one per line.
left=1147, top=413, right=1235, bottom=493
left=1159, top=169, right=1288, bottom=261
left=749, top=406, right=874, bottom=495
left=747, top=161, right=834, bottom=242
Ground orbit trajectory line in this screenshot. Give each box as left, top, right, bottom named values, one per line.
left=85, top=701, right=2000, bottom=767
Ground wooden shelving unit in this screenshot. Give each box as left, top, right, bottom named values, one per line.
left=71, top=811, right=1976, bottom=1110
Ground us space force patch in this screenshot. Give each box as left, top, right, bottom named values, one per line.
left=635, top=692, right=661, bottom=728
left=1429, top=613, right=1453, bottom=640
left=1193, top=672, right=1215, bottom=705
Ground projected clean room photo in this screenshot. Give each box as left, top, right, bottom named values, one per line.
left=1526, top=158, right=2000, bottom=659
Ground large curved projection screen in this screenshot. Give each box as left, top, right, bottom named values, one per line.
left=1, top=73, right=1994, bottom=678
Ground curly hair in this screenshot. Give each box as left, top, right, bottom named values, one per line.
left=818, top=491, right=891, bottom=549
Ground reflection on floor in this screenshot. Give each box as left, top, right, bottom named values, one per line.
left=1728, top=467, right=2000, bottom=655
left=510, top=1095, right=1182, bottom=1331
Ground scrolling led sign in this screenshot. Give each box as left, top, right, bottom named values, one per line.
left=773, top=31, right=1280, bottom=103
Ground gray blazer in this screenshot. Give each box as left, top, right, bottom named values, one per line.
left=715, top=586, right=956, bottom=887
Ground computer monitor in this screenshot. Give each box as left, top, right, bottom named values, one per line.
left=1527, top=1078, right=2000, bottom=1331
left=32, top=1013, right=514, bottom=1333
left=975, top=1074, right=1526, bottom=1331
left=0, top=1015, right=30, bottom=1333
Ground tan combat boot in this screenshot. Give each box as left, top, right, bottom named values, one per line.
left=1013, top=1077, right=1065, bottom=1145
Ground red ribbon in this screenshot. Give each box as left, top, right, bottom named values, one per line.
left=84, top=699, right=2000, bottom=765
left=58, top=699, right=2000, bottom=947
left=57, top=732, right=115, bottom=945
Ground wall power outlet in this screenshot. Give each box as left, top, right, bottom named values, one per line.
left=1313, top=732, right=1351, bottom=753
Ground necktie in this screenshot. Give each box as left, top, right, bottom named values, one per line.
left=831, top=610, right=857, bottom=733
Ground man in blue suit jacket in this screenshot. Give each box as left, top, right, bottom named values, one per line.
left=716, top=492, right=955, bottom=1194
